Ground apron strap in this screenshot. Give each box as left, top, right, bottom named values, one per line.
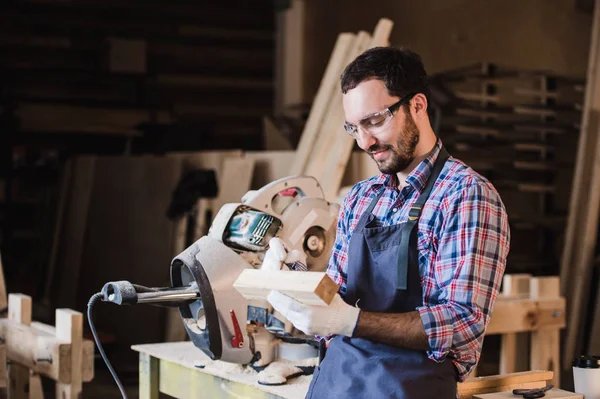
left=397, top=146, right=449, bottom=290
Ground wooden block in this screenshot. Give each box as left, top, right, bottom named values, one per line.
left=233, top=270, right=339, bottom=306
left=529, top=276, right=561, bottom=387
left=8, top=294, right=32, bottom=326
left=55, top=309, right=83, bottom=398
left=108, top=38, right=147, bottom=74
left=530, top=276, right=560, bottom=299
left=487, top=297, right=565, bottom=334
left=499, top=274, right=531, bottom=374
left=474, top=388, right=582, bottom=399
left=30, top=321, right=95, bottom=382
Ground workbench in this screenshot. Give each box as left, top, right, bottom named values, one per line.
left=131, top=341, right=561, bottom=399
left=131, top=341, right=311, bottom=399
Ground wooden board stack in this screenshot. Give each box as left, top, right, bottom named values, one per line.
left=289, top=18, right=394, bottom=201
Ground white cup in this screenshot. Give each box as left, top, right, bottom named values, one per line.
left=573, top=355, right=600, bottom=398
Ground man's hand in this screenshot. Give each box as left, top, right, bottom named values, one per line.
left=267, top=291, right=360, bottom=337
left=261, top=237, right=308, bottom=271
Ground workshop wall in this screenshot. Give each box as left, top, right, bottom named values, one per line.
left=302, top=0, right=592, bottom=104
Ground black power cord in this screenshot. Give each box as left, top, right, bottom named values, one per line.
left=87, top=292, right=128, bottom=399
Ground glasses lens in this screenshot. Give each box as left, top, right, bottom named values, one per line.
left=344, top=123, right=357, bottom=137
left=360, top=110, right=392, bottom=134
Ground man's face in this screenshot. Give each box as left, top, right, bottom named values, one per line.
left=342, top=79, right=419, bottom=175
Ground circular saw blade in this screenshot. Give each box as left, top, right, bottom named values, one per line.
left=281, top=197, right=339, bottom=272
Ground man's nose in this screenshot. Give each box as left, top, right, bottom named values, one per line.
left=356, top=127, right=376, bottom=151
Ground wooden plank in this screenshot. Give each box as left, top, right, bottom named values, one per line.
left=458, top=370, right=553, bottom=391
left=499, top=274, right=531, bottom=374
left=55, top=157, right=96, bottom=309
left=55, top=309, right=83, bottom=398
left=289, top=32, right=357, bottom=176
left=561, top=0, right=600, bottom=368
left=16, top=103, right=171, bottom=132
left=274, top=0, right=305, bottom=114
left=474, top=389, right=582, bottom=399
left=304, top=30, right=371, bottom=196
left=530, top=277, right=561, bottom=387
left=307, top=19, right=394, bottom=200
left=459, top=381, right=547, bottom=399
left=486, top=297, right=565, bottom=335
left=233, top=270, right=339, bottom=306
left=212, top=156, right=255, bottom=212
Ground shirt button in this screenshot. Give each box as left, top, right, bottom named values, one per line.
left=392, top=207, right=398, bottom=212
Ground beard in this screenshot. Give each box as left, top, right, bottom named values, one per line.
left=368, top=110, right=420, bottom=175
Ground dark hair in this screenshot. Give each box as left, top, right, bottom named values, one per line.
left=340, top=47, right=430, bottom=105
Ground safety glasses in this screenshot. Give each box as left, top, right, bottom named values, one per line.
left=343, top=92, right=416, bottom=138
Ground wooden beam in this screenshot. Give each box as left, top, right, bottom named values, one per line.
left=560, top=0, right=600, bottom=369
left=0, top=298, right=94, bottom=384
left=8, top=294, right=32, bottom=326
left=233, top=270, right=339, bottom=306
left=486, top=297, right=565, bottom=335
left=499, top=274, right=531, bottom=374
left=529, top=277, right=561, bottom=387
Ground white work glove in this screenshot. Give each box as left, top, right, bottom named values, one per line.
left=267, top=291, right=360, bottom=337
left=261, top=237, right=307, bottom=271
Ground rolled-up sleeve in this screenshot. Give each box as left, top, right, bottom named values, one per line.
left=417, top=181, right=510, bottom=381
left=326, top=195, right=351, bottom=297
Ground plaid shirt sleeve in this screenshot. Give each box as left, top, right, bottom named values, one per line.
left=326, top=188, right=355, bottom=297
left=417, top=180, right=510, bottom=381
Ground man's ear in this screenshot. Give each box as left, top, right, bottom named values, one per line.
left=411, top=93, right=428, bottom=117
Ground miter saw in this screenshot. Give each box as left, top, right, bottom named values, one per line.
left=91, top=176, right=339, bottom=390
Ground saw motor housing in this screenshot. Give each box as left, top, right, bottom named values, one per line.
left=170, top=176, right=339, bottom=365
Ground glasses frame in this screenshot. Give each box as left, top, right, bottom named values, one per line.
left=343, top=92, right=417, bottom=138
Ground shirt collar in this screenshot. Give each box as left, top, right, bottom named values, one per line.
left=371, top=138, right=444, bottom=192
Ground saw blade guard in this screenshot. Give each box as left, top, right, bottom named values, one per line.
left=244, top=176, right=340, bottom=272
left=170, top=235, right=255, bottom=364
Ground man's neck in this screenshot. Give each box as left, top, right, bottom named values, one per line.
left=396, top=132, right=438, bottom=189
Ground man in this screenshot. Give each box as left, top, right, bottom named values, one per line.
left=265, top=47, right=510, bottom=398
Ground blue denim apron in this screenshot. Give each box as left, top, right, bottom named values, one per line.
left=306, top=147, right=457, bottom=398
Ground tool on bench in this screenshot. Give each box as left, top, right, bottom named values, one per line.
left=512, top=385, right=554, bottom=398
left=87, top=176, right=340, bottom=397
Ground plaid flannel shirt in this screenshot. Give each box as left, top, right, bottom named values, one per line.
left=326, top=139, right=510, bottom=381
